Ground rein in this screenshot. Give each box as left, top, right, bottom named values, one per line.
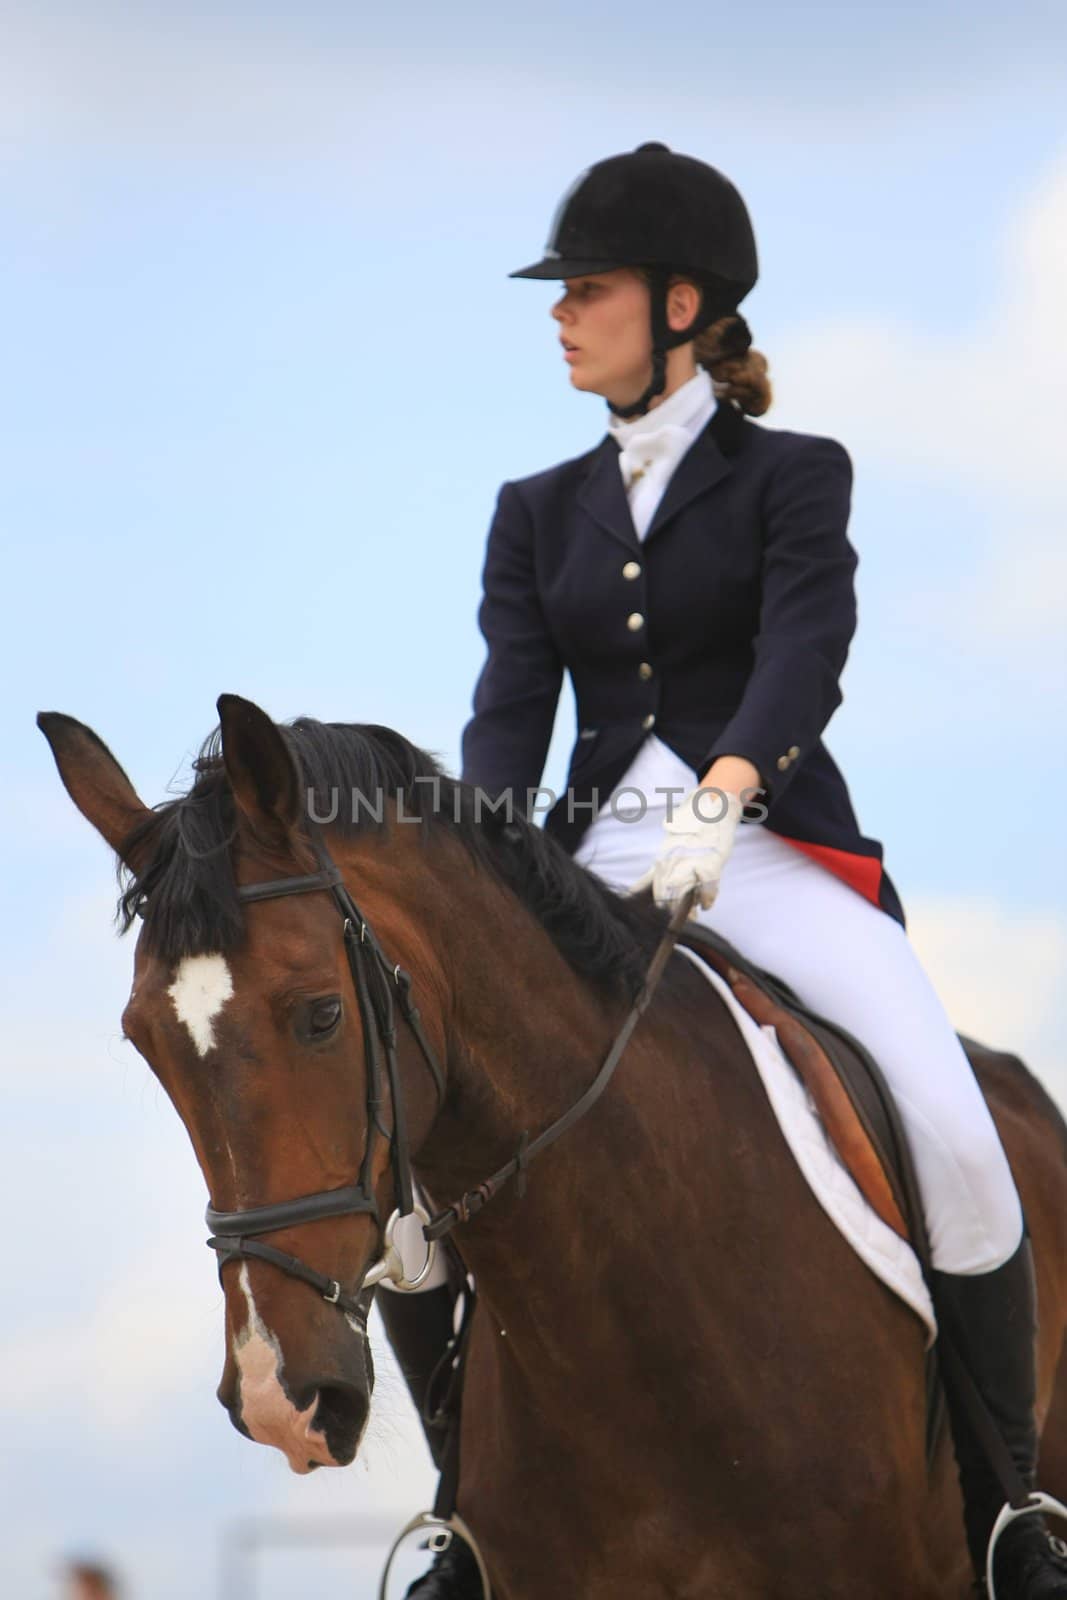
left=423, top=886, right=694, bottom=1242
left=202, top=825, right=694, bottom=1311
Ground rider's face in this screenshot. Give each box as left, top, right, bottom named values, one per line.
left=551, top=268, right=700, bottom=410
left=551, top=269, right=654, bottom=407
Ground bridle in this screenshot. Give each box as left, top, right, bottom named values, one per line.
left=204, top=825, right=693, bottom=1321
left=205, top=828, right=447, bottom=1312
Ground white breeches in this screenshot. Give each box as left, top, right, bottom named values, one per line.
left=573, top=738, right=1023, bottom=1276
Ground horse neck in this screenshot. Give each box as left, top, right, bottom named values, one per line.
left=333, top=823, right=640, bottom=1183
left=338, top=824, right=748, bottom=1324
left=368, top=826, right=622, bottom=1188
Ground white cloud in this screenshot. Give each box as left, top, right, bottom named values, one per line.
left=905, top=892, right=1067, bottom=1105
left=772, top=151, right=1067, bottom=663
left=0, top=1235, right=219, bottom=1436
left=943, top=519, right=1067, bottom=645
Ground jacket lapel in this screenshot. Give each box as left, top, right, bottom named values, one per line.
left=643, top=413, right=734, bottom=544
left=576, top=408, right=736, bottom=553
left=575, top=438, right=641, bottom=554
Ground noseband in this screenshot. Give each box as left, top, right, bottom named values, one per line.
left=205, top=831, right=447, bottom=1314
left=204, top=827, right=692, bottom=1324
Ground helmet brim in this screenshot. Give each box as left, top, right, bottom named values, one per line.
left=508, top=257, right=624, bottom=280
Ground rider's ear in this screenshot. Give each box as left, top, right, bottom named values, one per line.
left=217, top=694, right=302, bottom=846
left=37, top=711, right=155, bottom=872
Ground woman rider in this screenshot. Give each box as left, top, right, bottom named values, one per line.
left=380, top=142, right=1067, bottom=1599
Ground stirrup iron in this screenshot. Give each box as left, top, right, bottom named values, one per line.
left=378, top=1509, right=491, bottom=1600
left=986, top=1491, right=1067, bottom=1599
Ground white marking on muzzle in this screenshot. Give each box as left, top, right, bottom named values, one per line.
left=167, top=954, right=233, bottom=1056
left=233, top=1265, right=344, bottom=1474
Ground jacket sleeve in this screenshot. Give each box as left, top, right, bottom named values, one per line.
left=697, top=435, right=858, bottom=809
left=460, top=481, right=563, bottom=802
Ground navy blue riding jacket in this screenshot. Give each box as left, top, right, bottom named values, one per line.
left=459, top=399, right=905, bottom=928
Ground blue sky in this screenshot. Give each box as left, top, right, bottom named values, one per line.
left=2, top=2, right=1066, bottom=1595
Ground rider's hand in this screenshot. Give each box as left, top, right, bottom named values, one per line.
left=630, top=787, right=744, bottom=916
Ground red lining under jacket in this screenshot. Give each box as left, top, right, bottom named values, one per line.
left=459, top=397, right=905, bottom=929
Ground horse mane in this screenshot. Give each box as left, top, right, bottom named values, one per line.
left=116, top=718, right=668, bottom=1001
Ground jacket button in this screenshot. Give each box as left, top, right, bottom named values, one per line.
left=776, top=754, right=790, bottom=771
left=641, top=713, right=656, bottom=730
left=626, top=612, right=644, bottom=631
left=637, top=661, right=653, bottom=680
left=622, top=560, right=641, bottom=581
left=788, top=745, right=800, bottom=759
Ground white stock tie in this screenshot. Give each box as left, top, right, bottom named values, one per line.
left=615, top=422, right=694, bottom=541
left=615, top=423, right=694, bottom=490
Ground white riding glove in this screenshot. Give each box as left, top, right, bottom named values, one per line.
left=630, top=786, right=744, bottom=915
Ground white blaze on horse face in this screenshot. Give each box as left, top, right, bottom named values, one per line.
left=167, top=954, right=234, bottom=1057
left=233, top=1265, right=343, bottom=1473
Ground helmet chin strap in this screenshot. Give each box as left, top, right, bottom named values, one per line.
left=604, top=289, right=755, bottom=422
left=606, top=271, right=748, bottom=421
left=606, top=266, right=673, bottom=420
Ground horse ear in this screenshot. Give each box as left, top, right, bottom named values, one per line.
left=37, top=712, right=154, bottom=870
left=217, top=694, right=302, bottom=844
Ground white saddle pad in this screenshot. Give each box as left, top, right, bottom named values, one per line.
left=676, top=944, right=937, bottom=1346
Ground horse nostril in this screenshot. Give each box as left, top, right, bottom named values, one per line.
left=310, top=1381, right=369, bottom=1464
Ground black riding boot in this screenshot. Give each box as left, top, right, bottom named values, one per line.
left=377, top=1283, right=457, bottom=1471
left=376, top=1285, right=485, bottom=1600
left=400, top=1538, right=483, bottom=1600
left=931, top=1235, right=1067, bottom=1597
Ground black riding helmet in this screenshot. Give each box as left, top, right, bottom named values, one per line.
left=511, top=141, right=758, bottom=418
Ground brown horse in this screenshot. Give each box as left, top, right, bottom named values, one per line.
left=39, top=694, right=1067, bottom=1599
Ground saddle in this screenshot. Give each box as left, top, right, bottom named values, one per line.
left=675, top=924, right=1037, bottom=1470
left=675, top=920, right=933, bottom=1269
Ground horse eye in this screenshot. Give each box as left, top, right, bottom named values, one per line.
left=308, top=998, right=342, bottom=1037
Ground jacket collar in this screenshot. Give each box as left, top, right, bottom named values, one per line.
left=576, top=400, right=737, bottom=553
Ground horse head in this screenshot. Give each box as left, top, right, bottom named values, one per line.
left=38, top=694, right=449, bottom=1474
